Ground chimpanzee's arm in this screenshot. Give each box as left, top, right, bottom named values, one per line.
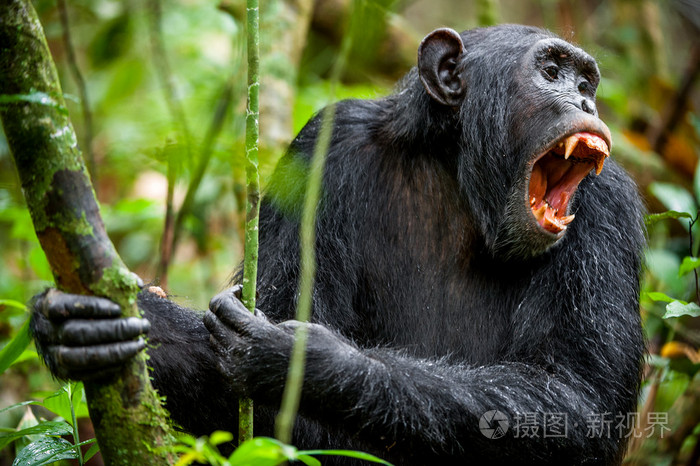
left=203, top=290, right=624, bottom=465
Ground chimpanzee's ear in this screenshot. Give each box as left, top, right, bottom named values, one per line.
left=418, top=28, right=467, bottom=107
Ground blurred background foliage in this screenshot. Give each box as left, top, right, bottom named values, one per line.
left=0, top=0, right=699, bottom=464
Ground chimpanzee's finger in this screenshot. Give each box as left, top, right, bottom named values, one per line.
left=209, top=291, right=255, bottom=326
left=59, top=317, right=150, bottom=346
left=51, top=338, right=146, bottom=371
left=230, top=284, right=243, bottom=300
left=40, top=289, right=121, bottom=321
left=203, top=310, right=243, bottom=344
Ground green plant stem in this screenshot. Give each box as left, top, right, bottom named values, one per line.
left=274, top=19, right=354, bottom=446
left=67, top=383, right=84, bottom=466
left=240, top=0, right=260, bottom=444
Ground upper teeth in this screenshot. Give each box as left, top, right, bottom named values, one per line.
left=559, top=133, right=610, bottom=175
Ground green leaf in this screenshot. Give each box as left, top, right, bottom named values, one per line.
left=297, top=454, right=322, bottom=466
left=679, top=256, right=700, bottom=277
left=39, top=383, right=88, bottom=425
left=84, top=441, right=101, bottom=462
left=648, top=183, right=696, bottom=221
left=210, top=430, right=234, bottom=446
left=12, top=436, right=78, bottom=466
left=228, top=437, right=289, bottom=466
left=227, top=438, right=394, bottom=466
left=14, top=408, right=40, bottom=452
left=0, top=401, right=38, bottom=415
left=300, top=449, right=393, bottom=465
left=0, top=420, right=72, bottom=450
left=664, top=301, right=700, bottom=319
left=70, top=382, right=89, bottom=419
left=0, top=319, right=32, bottom=374
left=42, top=387, right=73, bottom=426
left=0, top=299, right=27, bottom=311
left=9, top=350, right=38, bottom=365
left=644, top=210, right=694, bottom=226
left=645, top=291, right=678, bottom=303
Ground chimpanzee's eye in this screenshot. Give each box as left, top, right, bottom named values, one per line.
left=544, top=66, right=559, bottom=80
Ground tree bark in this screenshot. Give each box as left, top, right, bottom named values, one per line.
left=0, top=1, right=175, bottom=464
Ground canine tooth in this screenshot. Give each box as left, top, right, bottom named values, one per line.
left=560, top=214, right=575, bottom=225
left=564, top=135, right=578, bottom=160
left=594, top=156, right=605, bottom=175
left=530, top=196, right=536, bottom=206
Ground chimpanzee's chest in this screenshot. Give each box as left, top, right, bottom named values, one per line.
left=352, top=243, right=530, bottom=365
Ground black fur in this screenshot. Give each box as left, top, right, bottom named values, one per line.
left=31, top=25, right=645, bottom=465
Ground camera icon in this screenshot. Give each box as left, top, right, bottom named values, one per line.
left=479, top=410, right=509, bottom=439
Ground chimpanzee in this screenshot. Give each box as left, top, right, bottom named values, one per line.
left=31, top=24, right=645, bottom=465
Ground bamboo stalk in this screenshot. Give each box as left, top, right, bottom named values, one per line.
left=239, top=0, right=261, bottom=444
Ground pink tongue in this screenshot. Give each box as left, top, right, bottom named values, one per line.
left=546, top=162, right=594, bottom=211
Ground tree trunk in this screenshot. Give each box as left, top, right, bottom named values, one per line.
left=0, top=1, right=175, bottom=464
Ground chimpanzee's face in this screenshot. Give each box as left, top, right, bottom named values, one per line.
left=418, top=27, right=614, bottom=259
left=498, top=37, right=612, bottom=258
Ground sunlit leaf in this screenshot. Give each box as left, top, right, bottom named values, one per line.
left=228, top=437, right=289, bottom=466
left=664, top=301, right=700, bottom=319
left=210, top=430, right=234, bottom=446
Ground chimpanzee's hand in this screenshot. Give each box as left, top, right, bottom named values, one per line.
left=203, top=285, right=290, bottom=399
left=203, top=285, right=353, bottom=401
left=31, top=289, right=151, bottom=381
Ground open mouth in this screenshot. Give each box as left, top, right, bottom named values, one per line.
left=528, top=132, right=610, bottom=234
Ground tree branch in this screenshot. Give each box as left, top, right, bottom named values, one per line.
left=0, top=1, right=175, bottom=463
